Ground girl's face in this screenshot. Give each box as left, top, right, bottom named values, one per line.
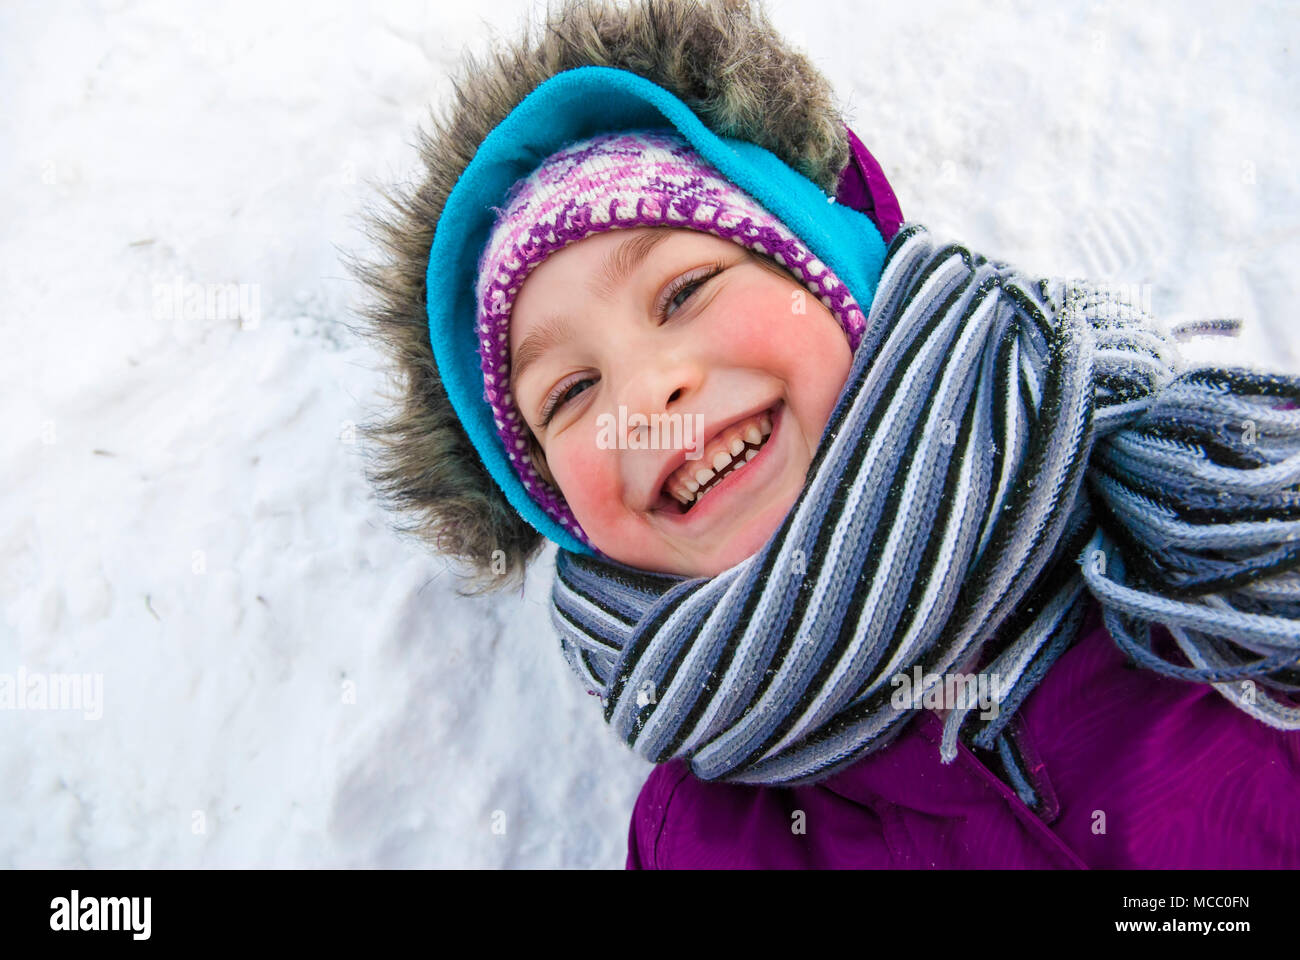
left=509, top=226, right=853, bottom=578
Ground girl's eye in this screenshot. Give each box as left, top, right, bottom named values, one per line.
left=540, top=375, right=595, bottom=427
left=657, top=260, right=727, bottom=323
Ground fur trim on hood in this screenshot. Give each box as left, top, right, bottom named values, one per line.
left=345, top=0, right=855, bottom=594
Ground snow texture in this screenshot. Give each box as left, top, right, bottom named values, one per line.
left=1, top=0, right=1297, bottom=867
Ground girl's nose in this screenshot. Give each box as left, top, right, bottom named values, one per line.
left=617, top=356, right=698, bottom=440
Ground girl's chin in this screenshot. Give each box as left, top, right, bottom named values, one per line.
left=681, top=497, right=792, bottom=576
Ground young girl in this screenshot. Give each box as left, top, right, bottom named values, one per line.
left=351, top=0, right=1300, bottom=868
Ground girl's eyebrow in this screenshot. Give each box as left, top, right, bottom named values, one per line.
left=510, top=312, right=575, bottom=396
left=587, top=229, right=672, bottom=303
left=510, top=230, right=673, bottom=394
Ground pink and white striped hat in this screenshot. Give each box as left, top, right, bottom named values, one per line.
left=474, top=128, right=866, bottom=547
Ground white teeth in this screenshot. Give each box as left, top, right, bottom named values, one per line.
left=664, top=407, right=778, bottom=510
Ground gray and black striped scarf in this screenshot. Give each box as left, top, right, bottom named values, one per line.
left=549, top=222, right=1300, bottom=787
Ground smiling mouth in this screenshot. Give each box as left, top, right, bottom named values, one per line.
left=660, top=403, right=778, bottom=515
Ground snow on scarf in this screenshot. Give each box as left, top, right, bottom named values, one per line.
left=548, top=222, right=1300, bottom=786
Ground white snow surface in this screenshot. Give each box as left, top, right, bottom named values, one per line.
left=2, top=0, right=1297, bottom=867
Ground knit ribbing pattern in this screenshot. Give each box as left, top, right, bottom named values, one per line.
left=549, top=222, right=1300, bottom=786
left=474, top=130, right=867, bottom=547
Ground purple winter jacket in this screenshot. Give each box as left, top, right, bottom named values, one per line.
left=625, top=597, right=1300, bottom=868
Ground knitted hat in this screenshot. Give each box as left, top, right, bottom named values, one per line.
left=475, top=128, right=869, bottom=548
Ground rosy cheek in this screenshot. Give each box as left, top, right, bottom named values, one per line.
left=710, top=284, right=805, bottom=367
left=549, top=431, right=624, bottom=529
left=712, top=281, right=852, bottom=438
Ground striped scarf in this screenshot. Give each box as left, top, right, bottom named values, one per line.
left=549, top=222, right=1300, bottom=787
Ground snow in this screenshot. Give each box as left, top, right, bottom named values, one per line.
left=2, top=0, right=1296, bottom=867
